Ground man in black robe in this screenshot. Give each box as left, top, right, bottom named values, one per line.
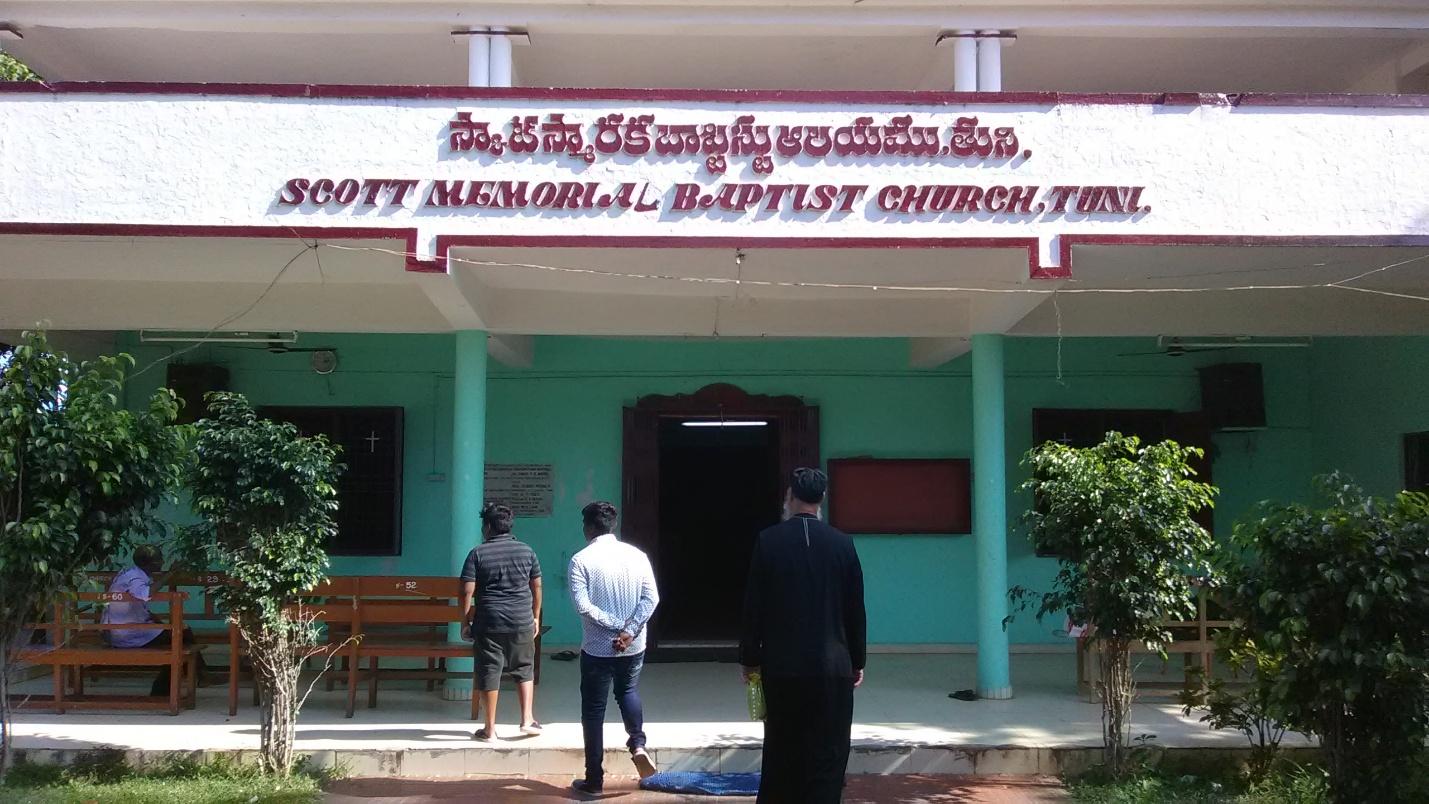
left=740, top=467, right=867, bottom=804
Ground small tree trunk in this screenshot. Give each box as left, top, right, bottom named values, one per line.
left=1, top=629, right=23, bottom=779
left=257, top=667, right=296, bottom=777
left=0, top=657, right=12, bottom=778
left=1099, top=637, right=1134, bottom=776
left=242, top=615, right=301, bottom=778
left=1323, top=701, right=1349, bottom=802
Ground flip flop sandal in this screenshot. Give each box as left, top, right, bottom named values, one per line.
left=949, top=689, right=978, bottom=701
left=473, top=727, right=495, bottom=742
left=552, top=650, right=579, bottom=661
left=520, top=721, right=544, bottom=736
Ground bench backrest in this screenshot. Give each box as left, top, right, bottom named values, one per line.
left=28, top=591, right=189, bottom=652
left=285, top=577, right=360, bottom=635
left=359, top=576, right=455, bottom=599
left=165, top=572, right=230, bottom=624
left=353, top=577, right=463, bottom=640
left=84, top=570, right=227, bottom=629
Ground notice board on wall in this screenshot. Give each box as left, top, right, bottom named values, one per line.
left=485, top=464, right=555, bottom=518
left=827, top=458, right=971, bottom=535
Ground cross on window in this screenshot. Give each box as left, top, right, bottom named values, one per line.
left=1057, top=432, right=1074, bottom=445
left=365, top=431, right=381, bottom=453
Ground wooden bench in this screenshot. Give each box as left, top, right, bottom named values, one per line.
left=1075, top=587, right=1232, bottom=698
left=14, top=591, right=204, bottom=715
left=349, top=576, right=472, bottom=715
left=348, top=576, right=551, bottom=719
left=222, top=577, right=362, bottom=716
left=81, top=571, right=234, bottom=686
left=223, top=575, right=551, bottom=718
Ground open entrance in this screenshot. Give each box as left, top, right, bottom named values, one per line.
left=622, top=384, right=820, bottom=660
left=656, top=417, right=782, bottom=646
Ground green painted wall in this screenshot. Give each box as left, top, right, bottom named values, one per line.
left=1000, top=338, right=1315, bottom=642
left=119, top=332, right=459, bottom=579
left=1310, top=337, right=1429, bottom=496
left=115, top=333, right=1424, bottom=648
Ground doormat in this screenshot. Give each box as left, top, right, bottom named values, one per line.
left=639, top=772, right=761, bottom=796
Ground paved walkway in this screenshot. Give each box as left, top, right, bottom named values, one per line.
left=325, top=774, right=1068, bottom=803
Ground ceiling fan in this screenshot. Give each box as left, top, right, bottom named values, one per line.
left=213, top=341, right=334, bottom=355
left=208, top=342, right=340, bottom=374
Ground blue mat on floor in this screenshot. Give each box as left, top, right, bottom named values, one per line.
left=639, top=772, right=761, bottom=796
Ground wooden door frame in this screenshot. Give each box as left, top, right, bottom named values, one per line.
left=621, top=383, right=820, bottom=650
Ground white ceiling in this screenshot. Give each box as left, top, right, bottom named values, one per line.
left=1011, top=244, right=1429, bottom=337
left=2, top=236, right=1426, bottom=338
left=461, top=246, right=1027, bottom=298
left=8, top=27, right=1426, bottom=93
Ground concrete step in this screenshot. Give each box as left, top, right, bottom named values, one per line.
left=16, top=743, right=1301, bottom=779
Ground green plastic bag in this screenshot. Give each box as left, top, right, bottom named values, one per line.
left=746, top=672, right=766, bottom=721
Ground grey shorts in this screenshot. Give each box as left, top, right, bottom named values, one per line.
left=474, top=630, right=535, bottom=691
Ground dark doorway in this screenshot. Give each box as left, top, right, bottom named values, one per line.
left=656, top=418, right=783, bottom=647
left=621, top=384, right=821, bottom=660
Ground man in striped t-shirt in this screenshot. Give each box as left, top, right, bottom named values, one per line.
left=460, top=503, right=543, bottom=741
left=568, top=501, right=660, bottom=795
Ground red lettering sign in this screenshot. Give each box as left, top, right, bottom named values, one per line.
left=271, top=111, right=1151, bottom=221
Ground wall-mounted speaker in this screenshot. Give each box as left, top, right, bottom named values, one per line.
left=1198, top=362, right=1266, bottom=431
left=165, top=363, right=229, bottom=425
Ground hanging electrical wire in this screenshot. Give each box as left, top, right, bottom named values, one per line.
left=318, top=243, right=1429, bottom=304
left=130, top=243, right=317, bottom=379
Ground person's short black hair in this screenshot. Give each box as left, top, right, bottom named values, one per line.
left=480, top=503, right=514, bottom=535
left=789, top=467, right=828, bottom=505
left=582, top=501, right=619, bottom=534
left=133, top=544, right=163, bottom=568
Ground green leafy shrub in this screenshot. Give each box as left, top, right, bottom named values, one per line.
left=0, top=332, right=184, bottom=775
left=176, top=393, right=341, bottom=776
left=1013, top=432, right=1217, bottom=776
left=1179, top=632, right=1289, bottom=778
left=0, top=53, right=40, bottom=82
left=1068, top=766, right=1329, bottom=804
left=1224, top=474, right=1429, bottom=803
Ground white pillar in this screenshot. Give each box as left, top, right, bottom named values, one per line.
left=489, top=29, right=513, bottom=88
left=977, top=31, right=1003, bottom=92
left=953, top=30, right=978, bottom=92
left=467, top=31, right=490, bottom=87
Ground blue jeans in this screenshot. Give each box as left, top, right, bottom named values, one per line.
left=579, top=651, right=646, bottom=783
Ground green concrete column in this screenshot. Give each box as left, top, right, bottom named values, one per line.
left=444, top=329, right=488, bottom=700
left=972, top=333, right=1012, bottom=699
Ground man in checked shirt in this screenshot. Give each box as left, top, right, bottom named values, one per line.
left=568, top=501, right=661, bottom=796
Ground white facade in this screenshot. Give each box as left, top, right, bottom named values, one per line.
left=2, top=1, right=1428, bottom=342
left=2, top=0, right=1428, bottom=703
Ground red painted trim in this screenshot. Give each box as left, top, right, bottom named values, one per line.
left=1058, top=234, right=1429, bottom=249
left=0, top=222, right=427, bottom=272
left=1048, top=234, right=1429, bottom=280
left=5, top=223, right=1428, bottom=282
left=3, top=82, right=1429, bottom=109
left=0, top=223, right=402, bottom=240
